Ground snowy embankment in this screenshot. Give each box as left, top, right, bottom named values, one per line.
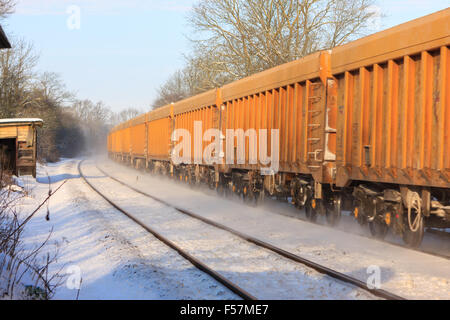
left=5, top=158, right=449, bottom=299
left=96, top=158, right=450, bottom=300
left=10, top=159, right=238, bottom=300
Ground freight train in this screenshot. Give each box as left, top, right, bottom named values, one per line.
left=108, top=9, right=450, bottom=247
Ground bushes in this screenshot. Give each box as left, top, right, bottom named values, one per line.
left=32, top=108, right=86, bottom=163
left=0, top=172, right=65, bottom=299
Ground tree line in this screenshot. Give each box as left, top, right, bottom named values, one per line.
left=0, top=1, right=142, bottom=162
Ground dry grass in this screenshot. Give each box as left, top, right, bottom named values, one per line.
left=0, top=169, right=66, bottom=299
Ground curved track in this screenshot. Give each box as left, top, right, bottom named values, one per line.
left=92, top=161, right=406, bottom=300
left=78, top=160, right=255, bottom=300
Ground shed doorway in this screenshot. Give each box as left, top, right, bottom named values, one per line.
left=0, top=138, right=16, bottom=174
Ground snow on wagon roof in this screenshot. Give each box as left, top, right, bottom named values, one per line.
left=0, top=118, right=44, bottom=125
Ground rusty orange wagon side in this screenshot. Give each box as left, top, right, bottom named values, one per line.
left=170, top=89, right=219, bottom=185
left=329, top=8, right=450, bottom=246
left=146, top=105, right=172, bottom=173
left=218, top=51, right=336, bottom=204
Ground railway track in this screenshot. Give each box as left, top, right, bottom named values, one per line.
left=107, top=160, right=450, bottom=261
left=264, top=201, right=450, bottom=261
left=89, top=160, right=406, bottom=300
left=78, top=160, right=255, bottom=300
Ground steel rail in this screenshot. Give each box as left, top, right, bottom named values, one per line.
left=264, top=203, right=450, bottom=260
left=426, top=228, right=450, bottom=239
left=96, top=162, right=407, bottom=301
left=78, top=160, right=256, bottom=301
left=267, top=205, right=450, bottom=260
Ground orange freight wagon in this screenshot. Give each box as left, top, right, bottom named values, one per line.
left=146, top=105, right=172, bottom=174
left=130, top=114, right=146, bottom=158
left=108, top=9, right=450, bottom=247
left=171, top=90, right=218, bottom=184
left=219, top=51, right=335, bottom=197
left=328, top=8, right=450, bottom=246
left=332, top=8, right=450, bottom=189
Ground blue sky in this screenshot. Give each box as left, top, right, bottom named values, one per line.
left=3, top=0, right=449, bottom=113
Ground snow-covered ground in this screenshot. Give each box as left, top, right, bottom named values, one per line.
left=97, top=158, right=450, bottom=300
left=5, top=158, right=449, bottom=299
left=80, top=160, right=378, bottom=300
left=14, top=159, right=239, bottom=300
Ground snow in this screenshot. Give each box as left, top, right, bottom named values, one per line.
left=81, top=160, right=378, bottom=300
left=0, top=118, right=43, bottom=124
left=13, top=159, right=239, bottom=300
left=5, top=157, right=449, bottom=300
left=97, top=157, right=450, bottom=300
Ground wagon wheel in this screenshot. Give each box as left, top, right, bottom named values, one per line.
left=242, top=184, right=252, bottom=203
left=205, top=173, right=215, bottom=190
left=293, top=186, right=307, bottom=209
left=219, top=182, right=233, bottom=198
left=352, top=203, right=366, bottom=226
left=191, top=173, right=201, bottom=187
left=226, top=183, right=234, bottom=198
left=403, top=218, right=424, bottom=248
left=231, top=182, right=241, bottom=197
left=243, top=184, right=259, bottom=207
left=305, top=199, right=320, bottom=223
left=402, top=196, right=425, bottom=248
left=369, top=218, right=388, bottom=240
left=217, top=182, right=226, bottom=197
left=326, top=195, right=342, bottom=227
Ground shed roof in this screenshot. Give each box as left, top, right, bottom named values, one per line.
left=0, top=25, right=11, bottom=49
left=0, top=118, right=44, bottom=126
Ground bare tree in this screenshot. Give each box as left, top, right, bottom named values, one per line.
left=32, top=72, right=74, bottom=107
left=0, top=38, right=38, bottom=117
left=115, top=107, right=144, bottom=123
left=152, top=70, right=192, bottom=109
left=189, top=0, right=377, bottom=79
left=70, top=99, right=113, bottom=153
left=153, top=0, right=379, bottom=107
left=0, top=0, right=15, bottom=20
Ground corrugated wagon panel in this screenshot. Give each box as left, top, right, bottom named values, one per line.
left=147, top=117, right=171, bottom=161
left=334, top=45, right=450, bottom=188
left=112, top=132, right=118, bottom=153
left=173, top=105, right=218, bottom=165
left=122, top=127, right=131, bottom=155
left=219, top=51, right=331, bottom=176
left=131, top=123, right=146, bottom=156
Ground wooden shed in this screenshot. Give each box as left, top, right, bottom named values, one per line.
left=0, top=119, right=43, bottom=178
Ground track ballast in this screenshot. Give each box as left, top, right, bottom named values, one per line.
left=92, top=160, right=406, bottom=300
